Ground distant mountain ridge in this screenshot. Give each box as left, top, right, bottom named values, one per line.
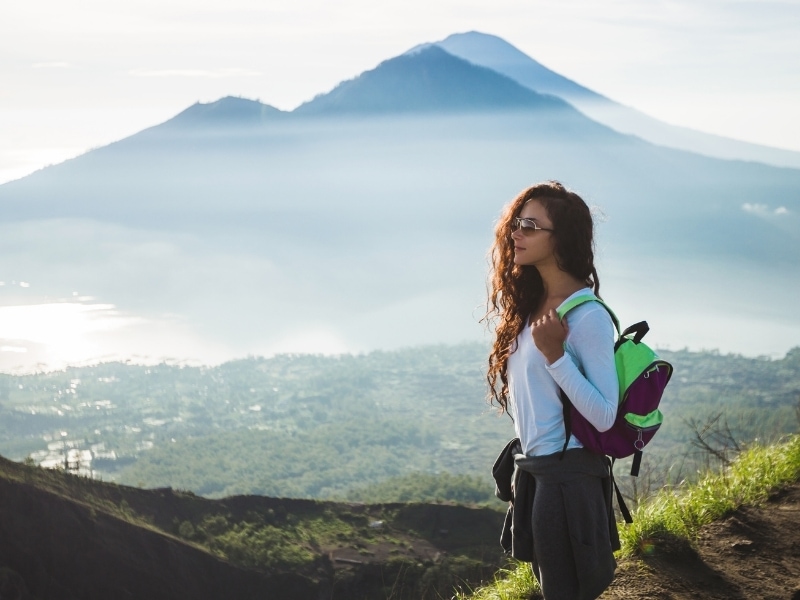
left=435, top=31, right=800, bottom=168
left=165, top=96, right=287, bottom=128
left=142, top=32, right=800, bottom=170
left=146, top=34, right=799, bottom=171
left=149, top=45, right=591, bottom=128
left=291, top=45, right=576, bottom=116
left=426, top=33, right=601, bottom=103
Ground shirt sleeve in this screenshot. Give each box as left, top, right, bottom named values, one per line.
left=544, top=305, right=619, bottom=431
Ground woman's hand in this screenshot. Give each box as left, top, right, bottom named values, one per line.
left=531, top=308, right=568, bottom=364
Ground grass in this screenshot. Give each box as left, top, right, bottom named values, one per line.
left=618, top=433, right=800, bottom=554
left=453, top=563, right=537, bottom=600
left=456, top=434, right=800, bottom=600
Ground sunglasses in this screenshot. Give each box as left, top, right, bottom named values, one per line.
left=511, top=217, right=554, bottom=234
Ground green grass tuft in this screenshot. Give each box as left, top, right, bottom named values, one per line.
left=453, top=561, right=538, bottom=600
left=618, top=434, right=800, bottom=555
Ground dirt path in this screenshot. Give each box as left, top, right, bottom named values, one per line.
left=601, top=483, right=800, bottom=600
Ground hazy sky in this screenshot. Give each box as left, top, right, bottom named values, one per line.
left=2, top=0, right=799, bottom=184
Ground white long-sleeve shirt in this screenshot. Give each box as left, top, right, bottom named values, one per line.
left=507, top=288, right=619, bottom=457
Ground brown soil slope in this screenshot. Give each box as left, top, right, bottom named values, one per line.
left=602, top=483, right=800, bottom=600
left=0, top=456, right=505, bottom=600
left=0, top=476, right=320, bottom=600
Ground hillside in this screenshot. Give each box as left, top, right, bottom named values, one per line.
left=0, top=455, right=505, bottom=600
left=3, top=442, right=799, bottom=600
left=602, top=482, right=800, bottom=599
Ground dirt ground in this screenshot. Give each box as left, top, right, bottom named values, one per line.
left=598, top=482, right=800, bottom=600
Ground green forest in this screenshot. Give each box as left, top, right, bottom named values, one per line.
left=0, top=343, right=798, bottom=506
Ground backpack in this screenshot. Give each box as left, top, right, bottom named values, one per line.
left=556, top=294, right=673, bottom=480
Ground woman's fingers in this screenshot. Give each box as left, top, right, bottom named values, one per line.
left=531, top=309, right=568, bottom=363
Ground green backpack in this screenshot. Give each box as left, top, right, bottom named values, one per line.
left=556, top=294, right=673, bottom=477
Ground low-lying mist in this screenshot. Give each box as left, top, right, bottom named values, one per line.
left=1, top=112, right=797, bottom=370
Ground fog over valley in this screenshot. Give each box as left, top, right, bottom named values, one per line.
left=1, top=35, right=798, bottom=371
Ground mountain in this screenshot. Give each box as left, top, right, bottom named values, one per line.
left=163, top=96, right=287, bottom=128
left=0, top=35, right=798, bottom=366
left=294, top=45, right=574, bottom=115
left=435, top=31, right=800, bottom=168
left=423, top=33, right=600, bottom=103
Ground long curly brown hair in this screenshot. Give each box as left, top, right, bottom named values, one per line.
left=485, top=181, right=600, bottom=413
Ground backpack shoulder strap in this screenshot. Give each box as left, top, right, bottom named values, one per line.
left=556, top=293, right=621, bottom=461
left=556, top=293, right=621, bottom=334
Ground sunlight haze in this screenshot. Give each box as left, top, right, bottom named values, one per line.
left=1, top=0, right=799, bottom=369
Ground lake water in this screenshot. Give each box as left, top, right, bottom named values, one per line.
left=1, top=253, right=797, bottom=374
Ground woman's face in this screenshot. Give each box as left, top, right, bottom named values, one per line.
left=510, top=199, right=557, bottom=268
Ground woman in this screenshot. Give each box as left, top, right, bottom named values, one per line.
left=486, top=181, right=619, bottom=600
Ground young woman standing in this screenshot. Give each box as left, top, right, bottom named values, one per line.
left=486, top=181, right=619, bottom=600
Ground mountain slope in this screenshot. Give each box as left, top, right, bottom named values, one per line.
left=436, top=31, right=800, bottom=168
left=0, top=459, right=318, bottom=600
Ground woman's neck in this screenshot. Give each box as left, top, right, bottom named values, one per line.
left=538, top=265, right=586, bottom=304
left=527, top=267, right=586, bottom=322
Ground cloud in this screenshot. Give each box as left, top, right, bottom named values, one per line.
left=742, top=202, right=769, bottom=214
left=0, top=345, right=27, bottom=353
left=742, top=203, right=790, bottom=216
left=32, top=62, right=72, bottom=69
left=129, top=67, right=261, bottom=78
